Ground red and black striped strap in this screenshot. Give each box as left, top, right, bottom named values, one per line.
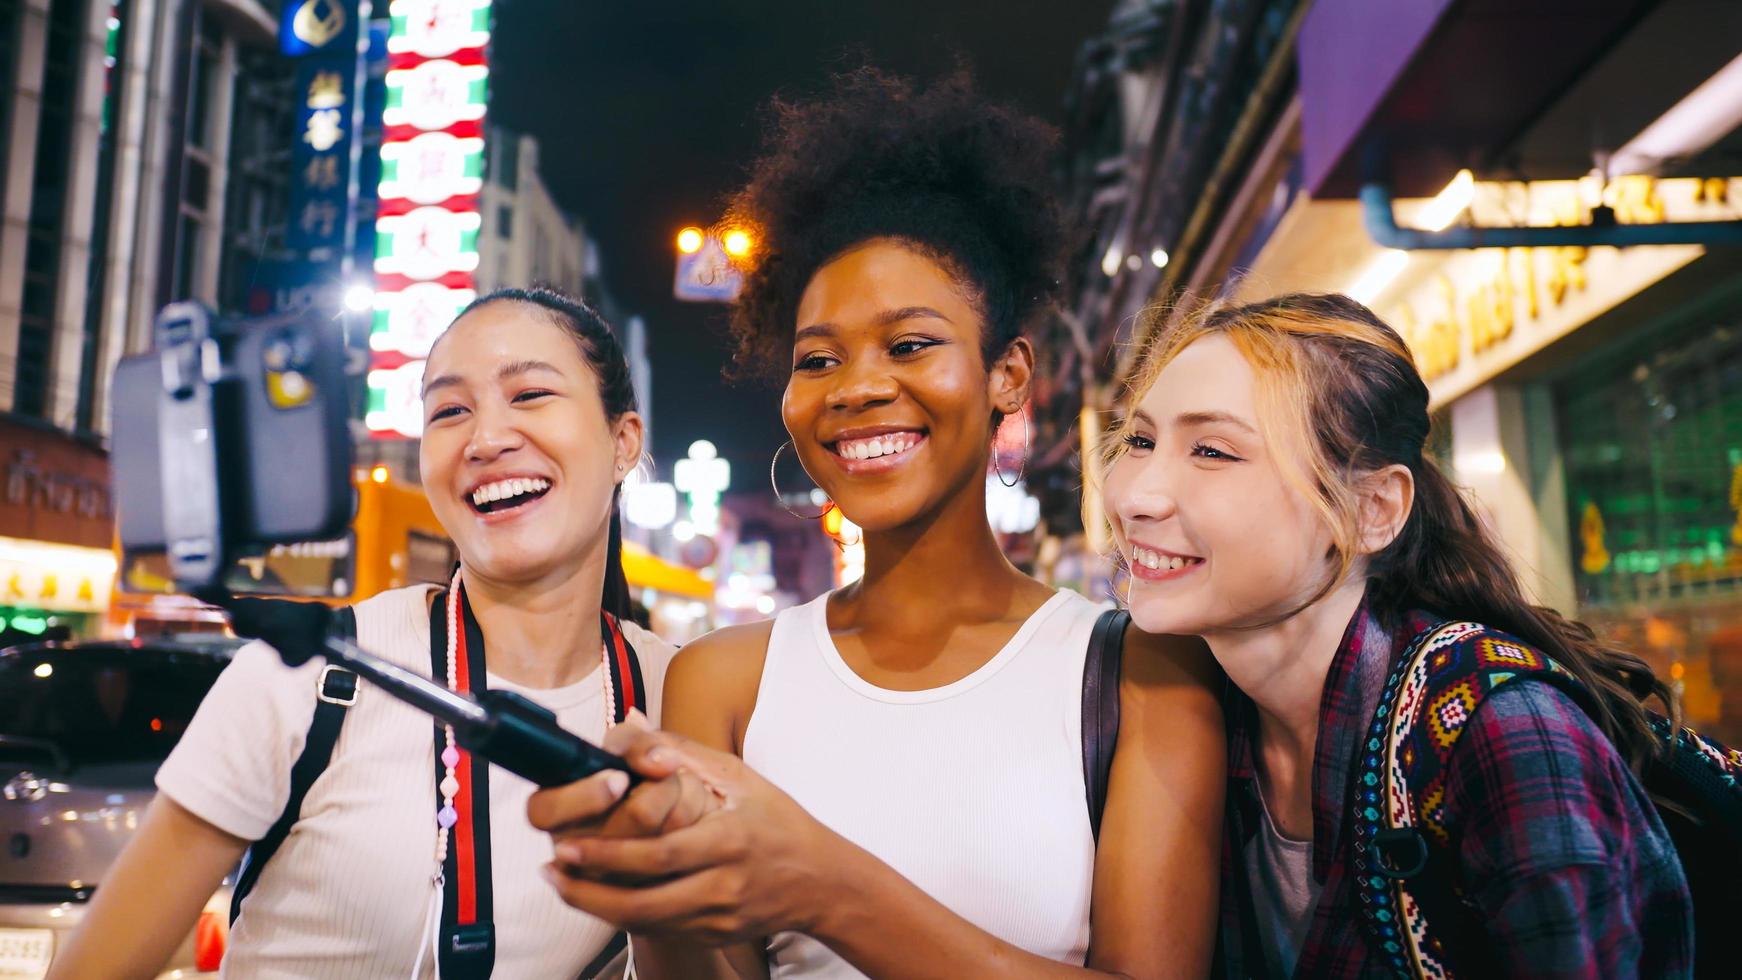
left=429, top=587, right=495, bottom=978
left=601, top=610, right=646, bottom=724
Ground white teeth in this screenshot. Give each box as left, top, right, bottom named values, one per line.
left=838, top=433, right=921, bottom=461
left=1132, top=547, right=1198, bottom=572
left=471, top=477, right=550, bottom=508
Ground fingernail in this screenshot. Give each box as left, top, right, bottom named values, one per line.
left=626, top=707, right=649, bottom=723
left=556, top=841, right=583, bottom=865
left=646, top=746, right=671, bottom=768
left=541, top=864, right=562, bottom=886
left=606, top=770, right=630, bottom=798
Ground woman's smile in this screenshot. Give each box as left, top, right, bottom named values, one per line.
left=825, top=426, right=929, bottom=475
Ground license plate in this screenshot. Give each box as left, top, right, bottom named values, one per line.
left=0, top=928, right=52, bottom=980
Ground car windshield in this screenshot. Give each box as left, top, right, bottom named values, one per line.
left=0, top=648, right=227, bottom=771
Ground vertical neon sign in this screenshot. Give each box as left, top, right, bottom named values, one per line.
left=367, top=0, right=491, bottom=437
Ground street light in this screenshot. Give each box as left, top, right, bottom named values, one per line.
left=676, top=226, right=705, bottom=254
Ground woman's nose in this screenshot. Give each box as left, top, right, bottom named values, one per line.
left=1109, top=458, right=1178, bottom=527
left=827, top=362, right=898, bottom=412
left=464, top=402, right=526, bottom=462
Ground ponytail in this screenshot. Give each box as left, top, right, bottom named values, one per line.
left=602, top=488, right=632, bottom=622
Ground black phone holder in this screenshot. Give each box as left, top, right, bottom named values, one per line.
left=200, top=589, right=634, bottom=788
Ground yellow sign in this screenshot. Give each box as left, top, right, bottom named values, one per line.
left=1580, top=502, right=1610, bottom=575
left=1730, top=463, right=1742, bottom=547
left=1388, top=177, right=1742, bottom=409
left=0, top=535, right=115, bottom=614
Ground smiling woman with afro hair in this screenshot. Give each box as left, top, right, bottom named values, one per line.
left=528, top=69, right=1225, bottom=980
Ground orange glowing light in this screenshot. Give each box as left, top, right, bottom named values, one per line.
left=676, top=227, right=705, bottom=254
left=722, top=229, right=752, bottom=257
left=371, top=465, right=390, bottom=484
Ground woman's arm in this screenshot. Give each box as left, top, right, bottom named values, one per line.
left=634, top=622, right=772, bottom=980
left=542, top=628, right=1227, bottom=980
left=48, top=796, right=248, bottom=980
left=1082, top=629, right=1224, bottom=975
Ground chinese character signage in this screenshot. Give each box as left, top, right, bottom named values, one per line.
left=285, top=2, right=368, bottom=257
left=368, top=0, right=492, bottom=439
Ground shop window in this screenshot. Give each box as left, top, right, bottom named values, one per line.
left=1558, top=312, right=1742, bottom=743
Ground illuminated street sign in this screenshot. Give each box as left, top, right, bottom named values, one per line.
left=370, top=0, right=492, bottom=438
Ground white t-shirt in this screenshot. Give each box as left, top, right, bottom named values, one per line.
left=155, top=585, right=677, bottom=979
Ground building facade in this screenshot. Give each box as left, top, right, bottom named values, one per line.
left=0, top=0, right=302, bottom=637
left=474, top=126, right=587, bottom=295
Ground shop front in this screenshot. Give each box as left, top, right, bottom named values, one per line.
left=0, top=419, right=118, bottom=644
left=1550, top=275, right=1742, bottom=745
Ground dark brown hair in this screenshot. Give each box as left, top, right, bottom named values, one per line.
left=724, top=67, right=1065, bottom=383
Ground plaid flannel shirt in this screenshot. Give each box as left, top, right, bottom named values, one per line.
left=1215, top=597, right=1693, bottom=979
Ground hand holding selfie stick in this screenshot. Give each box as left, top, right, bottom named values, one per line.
left=197, top=590, right=637, bottom=788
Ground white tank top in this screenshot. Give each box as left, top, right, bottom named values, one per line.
left=742, top=588, right=1104, bottom=978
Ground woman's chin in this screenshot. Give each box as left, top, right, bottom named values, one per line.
left=1125, top=597, right=1209, bottom=639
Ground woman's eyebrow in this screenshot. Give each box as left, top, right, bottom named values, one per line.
left=875, top=305, right=951, bottom=326
left=1175, top=410, right=1257, bottom=433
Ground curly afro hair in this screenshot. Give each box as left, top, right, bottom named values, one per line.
left=724, top=68, right=1067, bottom=381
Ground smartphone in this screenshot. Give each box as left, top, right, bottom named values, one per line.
left=112, top=304, right=354, bottom=590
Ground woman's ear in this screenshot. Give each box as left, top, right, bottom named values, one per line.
left=988, top=337, right=1036, bottom=415
left=612, top=412, right=646, bottom=484
left=1356, top=464, right=1415, bottom=556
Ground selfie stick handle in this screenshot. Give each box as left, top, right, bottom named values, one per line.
left=319, top=633, right=638, bottom=788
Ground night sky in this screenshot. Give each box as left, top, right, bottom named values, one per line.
left=489, top=0, right=1117, bottom=480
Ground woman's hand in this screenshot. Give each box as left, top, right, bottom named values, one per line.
left=529, top=723, right=846, bottom=945
left=526, top=713, right=724, bottom=880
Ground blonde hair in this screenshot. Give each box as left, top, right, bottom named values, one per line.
left=1099, top=292, right=1676, bottom=767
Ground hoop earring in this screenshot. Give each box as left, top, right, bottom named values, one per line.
left=770, top=440, right=830, bottom=519
left=994, top=410, right=1030, bottom=488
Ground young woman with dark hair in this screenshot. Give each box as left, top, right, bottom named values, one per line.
left=526, top=70, right=1226, bottom=979
left=54, top=287, right=678, bottom=978
left=1099, top=292, right=1696, bottom=977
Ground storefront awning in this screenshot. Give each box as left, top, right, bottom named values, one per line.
left=620, top=541, right=713, bottom=601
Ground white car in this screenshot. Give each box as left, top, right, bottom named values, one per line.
left=1, top=638, right=239, bottom=979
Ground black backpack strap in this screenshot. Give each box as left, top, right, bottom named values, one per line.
left=229, top=605, right=359, bottom=925
left=1082, top=608, right=1129, bottom=842
left=579, top=929, right=629, bottom=978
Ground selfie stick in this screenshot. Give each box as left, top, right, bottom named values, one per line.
left=206, top=592, right=637, bottom=788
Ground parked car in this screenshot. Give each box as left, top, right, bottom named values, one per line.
left=0, top=637, right=241, bottom=979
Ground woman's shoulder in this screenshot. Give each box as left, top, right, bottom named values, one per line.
left=671, top=619, right=777, bottom=690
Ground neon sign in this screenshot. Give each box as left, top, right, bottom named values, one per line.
left=370, top=0, right=492, bottom=438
